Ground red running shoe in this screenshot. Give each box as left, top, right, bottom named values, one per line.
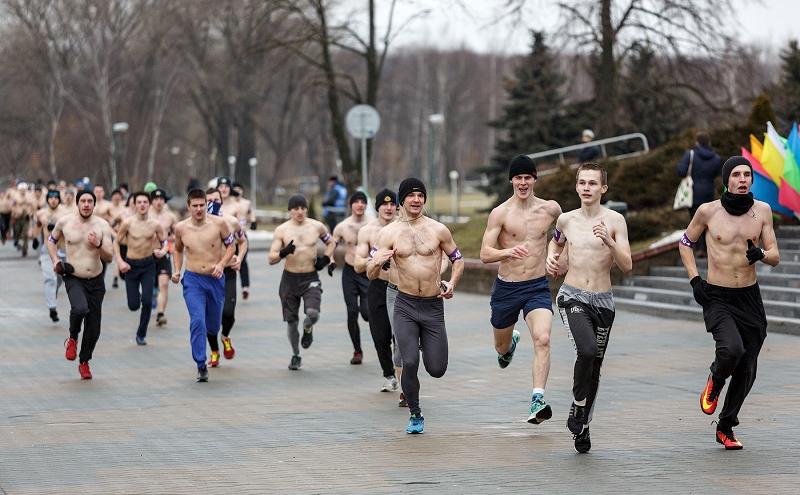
left=209, top=351, right=220, bottom=368
left=716, top=428, right=743, bottom=450
left=700, top=373, right=723, bottom=415
left=78, top=362, right=92, bottom=380
left=350, top=351, right=363, bottom=365
left=65, top=338, right=77, bottom=361
left=222, top=337, right=235, bottom=359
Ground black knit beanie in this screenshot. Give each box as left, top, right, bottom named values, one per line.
left=722, top=156, right=752, bottom=189
left=349, top=191, right=368, bottom=206
left=287, top=194, right=308, bottom=210
left=508, top=154, right=537, bottom=180
left=398, top=178, right=426, bottom=205
left=374, top=189, right=397, bottom=211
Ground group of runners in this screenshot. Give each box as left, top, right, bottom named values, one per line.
left=3, top=152, right=778, bottom=452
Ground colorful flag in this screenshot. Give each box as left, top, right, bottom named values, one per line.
left=743, top=147, right=796, bottom=218
left=778, top=123, right=800, bottom=214
left=750, top=134, right=763, bottom=160
left=760, top=123, right=785, bottom=186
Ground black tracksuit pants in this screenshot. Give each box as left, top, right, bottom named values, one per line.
left=367, top=279, right=394, bottom=378
left=64, top=271, right=106, bottom=363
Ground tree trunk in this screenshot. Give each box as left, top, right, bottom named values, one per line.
left=595, top=0, right=617, bottom=137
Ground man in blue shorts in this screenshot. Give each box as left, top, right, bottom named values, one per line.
left=171, top=189, right=235, bottom=382
left=480, top=155, right=564, bottom=424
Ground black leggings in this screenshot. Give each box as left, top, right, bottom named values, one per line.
left=394, top=292, right=448, bottom=416
left=342, top=263, right=369, bottom=353
left=124, top=256, right=155, bottom=339
left=64, top=272, right=106, bottom=363
left=0, top=212, right=10, bottom=240
left=239, top=251, right=249, bottom=289
left=367, top=280, right=394, bottom=378
left=209, top=267, right=237, bottom=352
left=703, top=283, right=767, bottom=430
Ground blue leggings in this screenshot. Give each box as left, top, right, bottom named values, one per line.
left=182, top=271, right=225, bottom=368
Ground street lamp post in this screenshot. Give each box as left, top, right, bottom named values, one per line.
left=248, top=157, right=257, bottom=212
left=427, top=113, right=444, bottom=218
left=227, top=155, right=236, bottom=180
left=111, top=122, right=129, bottom=188
left=449, top=169, right=460, bottom=220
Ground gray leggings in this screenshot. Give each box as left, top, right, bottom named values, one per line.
left=393, top=291, right=448, bottom=416
left=386, top=284, right=402, bottom=368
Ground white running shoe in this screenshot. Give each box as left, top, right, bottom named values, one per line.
left=381, top=376, right=398, bottom=392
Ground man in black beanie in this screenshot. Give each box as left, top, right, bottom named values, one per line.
left=329, top=190, right=371, bottom=364
left=480, top=154, right=564, bottom=426
left=366, top=178, right=464, bottom=433
left=679, top=155, right=780, bottom=450
left=269, top=194, right=336, bottom=370
left=355, top=188, right=405, bottom=400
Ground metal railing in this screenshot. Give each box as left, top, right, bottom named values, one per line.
left=530, top=132, right=650, bottom=176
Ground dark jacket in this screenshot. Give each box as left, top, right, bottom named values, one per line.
left=677, top=144, right=722, bottom=207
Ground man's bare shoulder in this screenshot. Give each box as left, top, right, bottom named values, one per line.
left=306, top=218, right=326, bottom=232
left=93, top=216, right=112, bottom=232
left=753, top=199, right=772, bottom=215
left=542, top=198, right=562, bottom=218
left=603, top=207, right=626, bottom=224
left=488, top=200, right=511, bottom=223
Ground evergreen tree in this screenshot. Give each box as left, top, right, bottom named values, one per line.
left=619, top=44, right=690, bottom=148
left=778, top=39, right=800, bottom=125
left=482, top=31, right=585, bottom=204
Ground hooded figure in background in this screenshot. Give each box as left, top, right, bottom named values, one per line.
left=677, top=132, right=722, bottom=255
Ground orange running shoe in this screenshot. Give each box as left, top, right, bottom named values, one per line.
left=222, top=337, right=235, bottom=359
left=78, top=361, right=92, bottom=380
left=65, top=338, right=78, bottom=361
left=716, top=428, right=743, bottom=450
left=209, top=351, right=220, bottom=368
left=700, top=373, right=723, bottom=415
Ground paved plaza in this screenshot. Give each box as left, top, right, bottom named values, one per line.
left=1, top=243, right=799, bottom=494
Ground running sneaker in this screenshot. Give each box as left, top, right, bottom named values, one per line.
left=350, top=351, right=363, bottom=365
left=65, top=338, right=77, bottom=361
left=406, top=414, right=424, bottom=434
left=209, top=351, right=220, bottom=368
left=136, top=336, right=147, bottom=346
left=567, top=402, right=587, bottom=435
left=49, top=308, right=59, bottom=322
left=197, top=366, right=209, bottom=382
left=288, top=355, right=302, bottom=370
left=574, top=426, right=591, bottom=453
left=497, top=330, right=520, bottom=369
left=301, top=329, right=313, bottom=349
left=156, top=313, right=167, bottom=327
left=398, top=393, right=408, bottom=408
left=222, top=336, right=235, bottom=359
left=78, top=361, right=92, bottom=380
left=381, top=376, right=398, bottom=392
left=701, top=373, right=724, bottom=415
left=716, top=427, right=743, bottom=450
left=527, top=394, right=553, bottom=424
left=242, top=288, right=249, bottom=300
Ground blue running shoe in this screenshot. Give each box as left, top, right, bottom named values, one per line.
left=406, top=414, right=424, bottom=434
left=527, top=394, right=552, bottom=424
left=498, top=330, right=520, bottom=369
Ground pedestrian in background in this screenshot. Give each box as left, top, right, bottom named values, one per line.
left=677, top=132, right=722, bottom=257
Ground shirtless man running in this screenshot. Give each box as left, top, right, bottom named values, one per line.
left=355, top=189, right=403, bottom=395
left=150, top=189, right=177, bottom=326
left=171, top=189, right=235, bottom=382
left=232, top=182, right=254, bottom=300
left=679, top=156, right=779, bottom=450
left=330, top=191, right=371, bottom=364
left=30, top=190, right=70, bottom=322
left=93, top=185, right=113, bottom=223
left=546, top=162, right=632, bottom=453
left=368, top=178, right=464, bottom=434
left=114, top=192, right=167, bottom=346
left=48, top=190, right=115, bottom=379
left=268, top=194, right=335, bottom=370
left=480, top=154, right=563, bottom=424
left=204, top=188, right=248, bottom=367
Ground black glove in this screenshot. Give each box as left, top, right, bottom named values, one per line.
left=279, top=240, right=296, bottom=259
left=327, top=261, right=337, bottom=276
left=250, top=221, right=257, bottom=230
left=746, top=239, right=765, bottom=265
left=690, top=276, right=709, bottom=307
left=382, top=259, right=391, bottom=271
left=314, top=255, right=331, bottom=271
left=55, top=260, right=75, bottom=275
left=32, top=238, right=40, bottom=250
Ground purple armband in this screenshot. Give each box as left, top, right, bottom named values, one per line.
left=680, top=233, right=697, bottom=248
left=235, top=229, right=245, bottom=239
left=48, top=234, right=58, bottom=244
left=161, top=239, right=168, bottom=248
left=320, top=232, right=331, bottom=243
left=448, top=247, right=463, bottom=263
left=369, top=246, right=378, bottom=258
left=553, top=228, right=566, bottom=245
left=222, top=233, right=235, bottom=246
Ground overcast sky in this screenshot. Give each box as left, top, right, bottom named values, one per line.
left=363, top=0, right=800, bottom=55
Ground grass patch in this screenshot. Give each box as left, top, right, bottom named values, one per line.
left=446, top=214, right=488, bottom=259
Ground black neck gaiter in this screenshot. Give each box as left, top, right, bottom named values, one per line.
left=720, top=192, right=754, bottom=216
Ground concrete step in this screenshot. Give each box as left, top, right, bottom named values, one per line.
left=621, top=276, right=800, bottom=302
left=650, top=266, right=800, bottom=288
left=776, top=225, right=800, bottom=238
left=781, top=250, right=800, bottom=262
left=614, top=285, right=800, bottom=319
left=613, top=297, right=800, bottom=336
left=694, top=259, right=800, bottom=274
left=778, top=239, right=800, bottom=250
